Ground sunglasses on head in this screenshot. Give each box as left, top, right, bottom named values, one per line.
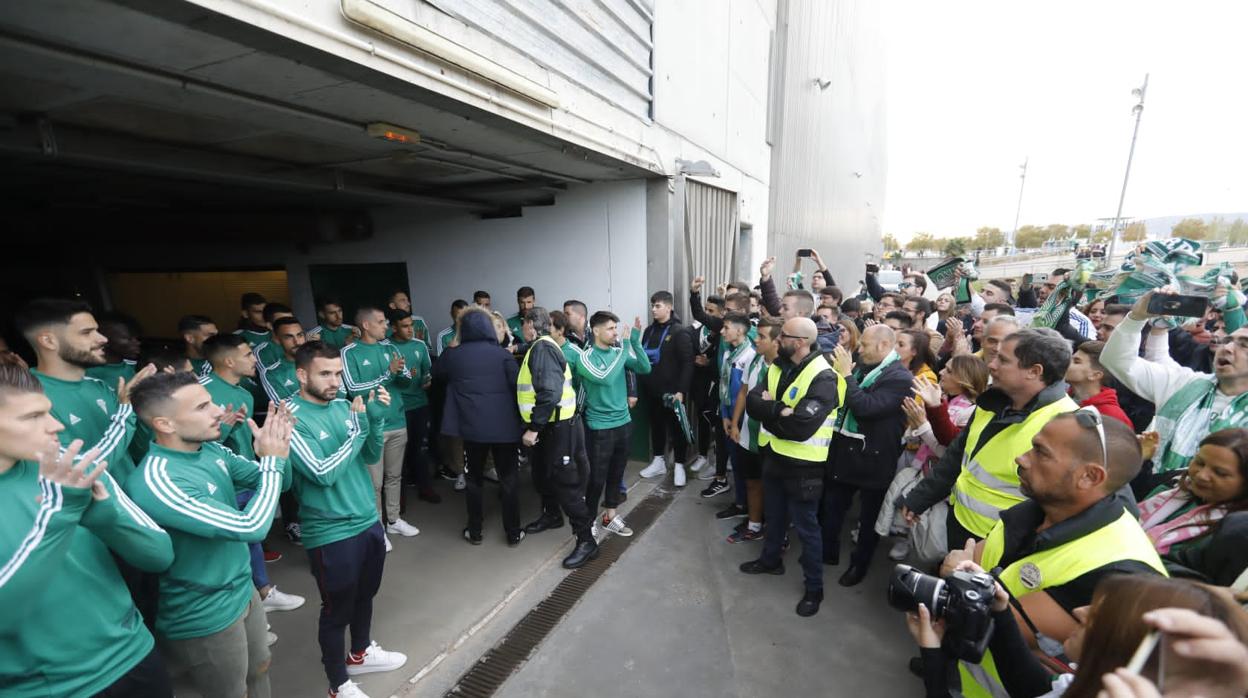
left=1073, top=407, right=1107, bottom=467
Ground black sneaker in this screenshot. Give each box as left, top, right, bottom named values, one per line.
left=463, top=528, right=483, bottom=545
left=284, top=522, right=302, bottom=545
left=438, top=467, right=458, bottom=481
left=715, top=503, right=747, bottom=520
left=700, top=479, right=731, bottom=498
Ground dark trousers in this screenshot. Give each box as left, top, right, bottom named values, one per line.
left=695, top=382, right=717, bottom=458
left=306, top=522, right=386, bottom=689
left=759, top=470, right=824, bottom=592
left=528, top=418, right=593, bottom=543
left=821, top=481, right=888, bottom=568
left=279, top=492, right=300, bottom=526
left=464, top=441, right=521, bottom=536
left=642, top=388, right=688, bottom=462
left=92, top=647, right=172, bottom=697
left=402, top=406, right=433, bottom=490
left=714, top=416, right=731, bottom=478
left=586, top=423, right=632, bottom=513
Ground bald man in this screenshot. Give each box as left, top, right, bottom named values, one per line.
left=740, top=317, right=842, bottom=617
left=826, top=324, right=913, bottom=586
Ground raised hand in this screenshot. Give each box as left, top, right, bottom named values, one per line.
left=250, top=402, right=292, bottom=459
left=691, top=275, right=705, bottom=293
left=912, top=376, right=942, bottom=406
left=831, top=345, right=854, bottom=376
left=389, top=354, right=406, bottom=375
left=760, top=256, right=776, bottom=281
left=374, top=386, right=391, bottom=407
left=36, top=439, right=108, bottom=499
left=634, top=316, right=643, bottom=330
left=350, top=395, right=366, bottom=413
left=118, top=363, right=158, bottom=405
left=902, top=397, right=927, bottom=429
left=220, top=403, right=249, bottom=427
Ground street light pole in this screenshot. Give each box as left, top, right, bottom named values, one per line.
left=1009, top=158, right=1028, bottom=251
left=1106, top=74, right=1149, bottom=267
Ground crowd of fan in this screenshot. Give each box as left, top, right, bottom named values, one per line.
left=2, top=248, right=1248, bottom=698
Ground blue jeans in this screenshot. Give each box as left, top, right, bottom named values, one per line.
left=237, top=490, right=270, bottom=589
left=759, top=469, right=824, bottom=592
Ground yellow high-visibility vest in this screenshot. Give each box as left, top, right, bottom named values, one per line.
left=756, top=358, right=842, bottom=462
left=957, top=509, right=1167, bottom=698
left=951, top=397, right=1078, bottom=538
left=517, top=336, right=576, bottom=424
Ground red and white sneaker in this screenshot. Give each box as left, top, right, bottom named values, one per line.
left=346, top=641, right=408, bottom=676
left=330, top=679, right=369, bottom=698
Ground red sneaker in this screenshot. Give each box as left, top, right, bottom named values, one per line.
left=263, top=550, right=282, bottom=563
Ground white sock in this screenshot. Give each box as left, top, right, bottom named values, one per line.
left=748, top=521, right=762, bottom=533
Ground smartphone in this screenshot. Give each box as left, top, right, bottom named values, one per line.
left=866, top=263, right=880, bottom=274
left=798, top=248, right=813, bottom=258
left=1125, top=630, right=1165, bottom=687
left=1147, top=294, right=1209, bottom=318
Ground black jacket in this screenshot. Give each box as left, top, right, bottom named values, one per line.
left=903, top=381, right=1072, bottom=515
left=1166, top=511, right=1248, bottom=587
left=828, top=359, right=913, bottom=489
left=756, top=277, right=840, bottom=353
left=639, top=318, right=694, bottom=398
left=746, top=351, right=841, bottom=478
left=433, top=311, right=523, bottom=443
left=519, top=334, right=568, bottom=430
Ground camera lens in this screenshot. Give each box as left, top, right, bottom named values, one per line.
left=886, top=564, right=947, bottom=617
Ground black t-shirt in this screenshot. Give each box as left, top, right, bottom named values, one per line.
left=994, top=495, right=1160, bottom=614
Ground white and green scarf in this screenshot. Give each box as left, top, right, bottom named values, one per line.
left=1154, top=377, right=1248, bottom=473
left=836, top=350, right=899, bottom=439
left=718, top=339, right=751, bottom=405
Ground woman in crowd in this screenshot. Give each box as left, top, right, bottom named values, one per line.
left=1082, top=296, right=1107, bottom=332
left=926, top=292, right=958, bottom=335
left=898, top=329, right=938, bottom=389
left=1140, top=428, right=1248, bottom=586
left=908, top=572, right=1248, bottom=698
left=837, top=316, right=860, bottom=357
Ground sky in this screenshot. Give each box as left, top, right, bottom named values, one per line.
left=881, top=1, right=1248, bottom=241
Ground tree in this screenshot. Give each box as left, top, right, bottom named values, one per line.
left=1014, top=225, right=1048, bottom=249
left=906, top=232, right=935, bottom=256
left=1227, top=218, right=1248, bottom=245
left=1121, top=221, right=1148, bottom=242
left=1090, top=227, right=1113, bottom=244
left=1043, top=223, right=1071, bottom=243
left=943, top=237, right=970, bottom=257
left=881, top=233, right=900, bottom=251
left=1171, top=218, right=1209, bottom=240
left=1071, top=224, right=1092, bottom=241
left=973, top=226, right=1005, bottom=250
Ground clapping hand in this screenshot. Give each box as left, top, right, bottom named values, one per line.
left=902, top=397, right=927, bottom=429
left=36, top=439, right=109, bottom=500
left=912, top=376, right=942, bottom=406
left=831, top=345, right=854, bottom=376
left=251, top=402, right=293, bottom=459
left=118, top=363, right=158, bottom=405
left=220, top=403, right=248, bottom=427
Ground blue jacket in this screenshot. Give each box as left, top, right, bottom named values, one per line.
left=434, top=311, right=523, bottom=443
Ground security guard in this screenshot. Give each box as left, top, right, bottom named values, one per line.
left=904, top=328, right=1079, bottom=548
left=516, top=307, right=596, bottom=569
left=953, top=409, right=1166, bottom=698
left=739, top=317, right=842, bottom=618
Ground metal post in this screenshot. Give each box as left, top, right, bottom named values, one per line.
left=1106, top=74, right=1149, bottom=267
left=1009, top=158, right=1027, bottom=251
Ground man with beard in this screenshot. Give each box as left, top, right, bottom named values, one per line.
left=256, top=317, right=308, bottom=405
left=86, top=312, right=143, bottom=386
left=739, top=318, right=841, bottom=617
left=124, top=371, right=293, bottom=698
left=179, top=314, right=219, bottom=378
left=17, top=298, right=156, bottom=482
left=948, top=409, right=1165, bottom=697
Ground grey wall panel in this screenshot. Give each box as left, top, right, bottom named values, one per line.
left=685, top=179, right=740, bottom=299
left=426, top=0, right=654, bottom=117
left=767, top=0, right=885, bottom=292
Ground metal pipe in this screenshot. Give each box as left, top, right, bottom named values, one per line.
left=1106, top=74, right=1148, bottom=267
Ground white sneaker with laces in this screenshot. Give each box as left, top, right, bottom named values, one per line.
left=386, top=518, right=420, bottom=537
left=332, top=679, right=370, bottom=698
left=266, top=630, right=278, bottom=647
left=345, top=641, right=408, bottom=676
left=262, top=586, right=305, bottom=612
left=888, top=538, right=910, bottom=561
left=384, top=534, right=393, bottom=553
left=603, top=515, right=634, bottom=537
left=639, top=456, right=666, bottom=479
left=454, top=473, right=467, bottom=491
left=688, top=455, right=708, bottom=473
left=673, top=463, right=686, bottom=487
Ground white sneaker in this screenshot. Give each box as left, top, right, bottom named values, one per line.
left=345, top=641, right=408, bottom=676
left=386, top=518, right=420, bottom=537
left=266, top=630, right=278, bottom=646
left=454, top=473, right=467, bottom=491
left=262, top=586, right=305, bottom=612
left=639, top=456, right=666, bottom=479
left=384, top=534, right=393, bottom=553
left=688, top=455, right=708, bottom=473
left=603, top=515, right=634, bottom=537
left=673, top=463, right=686, bottom=487
left=889, top=538, right=910, bottom=561
left=332, top=679, right=370, bottom=698
left=591, top=519, right=603, bottom=543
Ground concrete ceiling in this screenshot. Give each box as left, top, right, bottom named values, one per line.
left=0, top=0, right=654, bottom=226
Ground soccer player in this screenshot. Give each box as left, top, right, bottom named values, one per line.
left=17, top=298, right=155, bottom=481
left=472, top=290, right=492, bottom=310
left=386, top=289, right=429, bottom=343
left=287, top=342, right=407, bottom=698
left=507, top=286, right=537, bottom=343
left=253, top=303, right=294, bottom=371
left=309, top=298, right=357, bottom=351
left=179, top=314, right=219, bottom=378
left=562, top=300, right=589, bottom=348
left=434, top=299, right=469, bottom=357
left=384, top=309, right=439, bottom=504
left=256, top=317, right=307, bottom=405
left=125, top=372, right=293, bottom=698
left=341, top=307, right=418, bottom=543
left=235, top=293, right=270, bottom=347
left=0, top=363, right=175, bottom=697
left=85, top=312, right=142, bottom=386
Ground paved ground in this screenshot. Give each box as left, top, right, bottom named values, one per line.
left=176, top=459, right=919, bottom=697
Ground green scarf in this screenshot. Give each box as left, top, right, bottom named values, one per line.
left=836, top=350, right=899, bottom=439
left=1154, top=377, right=1248, bottom=473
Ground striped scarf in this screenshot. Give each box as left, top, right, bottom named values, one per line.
left=1138, top=486, right=1225, bottom=554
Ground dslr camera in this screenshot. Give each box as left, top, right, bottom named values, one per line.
left=887, top=564, right=996, bottom=662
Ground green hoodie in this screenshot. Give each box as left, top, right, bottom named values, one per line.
left=199, top=371, right=256, bottom=460
left=286, top=395, right=386, bottom=549
left=387, top=337, right=432, bottom=410
left=125, top=442, right=289, bottom=640
left=565, top=331, right=651, bottom=430
left=0, top=463, right=173, bottom=697
left=257, top=355, right=300, bottom=405
left=33, top=371, right=138, bottom=481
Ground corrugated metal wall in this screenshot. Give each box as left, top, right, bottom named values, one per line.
left=684, top=179, right=739, bottom=296
left=425, top=0, right=655, bottom=118
left=767, top=0, right=886, bottom=292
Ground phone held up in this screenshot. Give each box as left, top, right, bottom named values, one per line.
left=797, top=248, right=813, bottom=258
left=1147, top=294, right=1209, bottom=318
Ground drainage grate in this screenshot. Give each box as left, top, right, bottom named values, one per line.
left=445, top=486, right=678, bottom=697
